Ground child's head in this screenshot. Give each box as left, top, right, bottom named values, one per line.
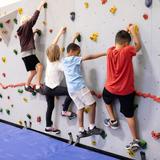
left=20, top=15, right=31, bottom=25
left=46, top=44, right=60, bottom=62
left=115, top=30, right=131, bottom=46
left=67, top=43, right=81, bottom=56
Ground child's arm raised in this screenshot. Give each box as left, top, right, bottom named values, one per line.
left=72, top=32, right=80, bottom=43
left=82, top=52, right=106, bottom=61
left=128, top=25, right=141, bottom=52
left=52, top=27, right=67, bottom=45
left=37, top=0, right=47, bottom=11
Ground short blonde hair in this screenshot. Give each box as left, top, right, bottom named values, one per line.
left=20, top=15, right=31, bottom=25
left=46, top=44, right=61, bottom=62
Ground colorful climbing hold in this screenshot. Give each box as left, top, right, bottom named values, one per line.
left=23, top=97, right=28, bottom=103
left=84, top=107, right=90, bottom=113
left=77, top=34, right=81, bottom=42
left=26, top=113, right=31, bottom=120
left=0, top=23, right=4, bottom=28
left=17, top=89, right=23, bottom=94
left=90, top=32, right=99, bottom=42
left=5, top=19, right=11, bottom=24
left=143, top=14, right=149, bottom=20
left=11, top=104, right=14, bottom=108
left=36, top=29, right=42, bottom=37
left=70, top=12, right=76, bottom=21
left=2, top=73, right=6, bottom=78
left=49, top=29, right=53, bottom=33
left=0, top=108, right=3, bottom=113
left=37, top=116, right=41, bottom=123
left=13, top=18, right=18, bottom=24
left=61, top=47, right=65, bottom=53
left=7, top=96, right=10, bottom=99
left=42, top=21, right=47, bottom=26
left=0, top=94, right=2, bottom=98
left=101, top=0, right=107, bottom=5
left=13, top=49, right=18, bottom=55
left=43, top=2, right=48, bottom=9
left=2, top=56, right=6, bottom=63
left=91, top=140, right=96, bottom=145
left=151, top=131, right=160, bottom=140
left=18, top=8, right=23, bottom=15
left=110, top=6, right=117, bottom=14
left=6, top=109, right=10, bottom=115
left=84, top=2, right=89, bottom=9
left=145, top=0, right=152, bottom=8
left=18, top=120, right=23, bottom=125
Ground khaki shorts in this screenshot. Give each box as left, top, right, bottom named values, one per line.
left=69, top=87, right=96, bottom=110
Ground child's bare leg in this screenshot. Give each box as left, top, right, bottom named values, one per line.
left=106, top=104, right=116, bottom=120
left=26, top=70, right=37, bottom=86
left=78, top=108, right=84, bottom=131
left=88, top=102, right=96, bottom=125
left=35, top=63, right=43, bottom=87
left=126, top=116, right=139, bottom=140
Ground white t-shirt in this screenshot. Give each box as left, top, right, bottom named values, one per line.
left=45, top=58, right=64, bottom=89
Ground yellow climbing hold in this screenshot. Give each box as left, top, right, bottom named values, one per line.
left=127, top=149, right=135, bottom=157
left=110, top=6, right=117, bottom=14
left=18, top=8, right=23, bottom=15
left=91, top=141, right=96, bottom=145
left=133, top=25, right=139, bottom=35
left=18, top=120, right=23, bottom=125
left=23, top=97, right=28, bottom=103
left=2, top=56, right=6, bottom=63
left=84, top=2, right=89, bottom=9
left=90, top=32, right=99, bottom=42
left=84, top=107, right=90, bottom=113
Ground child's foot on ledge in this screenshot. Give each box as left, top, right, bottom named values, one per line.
left=87, top=126, right=103, bottom=136
left=61, top=111, right=77, bottom=119
left=125, top=139, right=140, bottom=151
left=104, top=118, right=119, bottom=129
left=35, top=86, right=45, bottom=95
left=45, top=127, right=61, bottom=134
left=24, top=86, right=35, bottom=93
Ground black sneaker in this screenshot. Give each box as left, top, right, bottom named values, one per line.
left=24, top=86, right=35, bottom=93
left=104, top=119, right=119, bottom=129
left=125, top=139, right=140, bottom=151
left=78, top=130, right=89, bottom=138
left=35, top=86, right=45, bottom=95
left=88, top=126, right=103, bottom=136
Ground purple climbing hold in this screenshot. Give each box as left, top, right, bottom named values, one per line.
left=145, top=0, right=152, bottom=7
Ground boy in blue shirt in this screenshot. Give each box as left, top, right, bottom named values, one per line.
left=63, top=33, right=106, bottom=137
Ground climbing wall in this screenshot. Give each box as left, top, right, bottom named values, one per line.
left=0, top=0, right=160, bottom=159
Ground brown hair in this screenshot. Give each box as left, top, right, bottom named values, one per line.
left=46, top=44, right=60, bottom=62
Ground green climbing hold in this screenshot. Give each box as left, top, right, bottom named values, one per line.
left=0, top=108, right=3, bottom=113
left=43, top=2, right=48, bottom=8
left=27, top=114, right=31, bottom=119
left=13, top=18, right=18, bottom=24
left=37, top=30, right=42, bottom=37
left=32, top=92, right=37, bottom=96
left=0, top=23, right=4, bottom=28
left=77, top=34, right=81, bottom=42
left=6, top=109, right=10, bottom=115
left=18, top=89, right=23, bottom=94
left=13, top=49, right=18, bottom=55
left=0, top=94, right=2, bottom=98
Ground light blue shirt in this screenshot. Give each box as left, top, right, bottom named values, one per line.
left=62, top=56, right=86, bottom=93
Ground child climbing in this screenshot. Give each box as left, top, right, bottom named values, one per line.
left=62, top=33, right=106, bottom=138
left=44, top=27, right=76, bottom=133
left=102, top=24, right=142, bottom=150
left=17, top=0, right=47, bottom=94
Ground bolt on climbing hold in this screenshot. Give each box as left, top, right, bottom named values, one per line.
left=13, top=18, right=18, bottom=24
left=143, top=14, right=149, bottom=20
left=0, top=23, right=4, bottom=28
left=18, top=8, right=23, bottom=15
left=84, top=2, right=89, bottom=8
left=13, top=49, right=18, bottom=55
left=2, top=73, right=6, bottom=77
left=101, top=0, right=107, bottom=5
left=18, top=89, right=23, bottom=94
left=0, top=108, right=3, bottom=113
left=26, top=114, right=31, bottom=120
left=11, top=104, right=14, bottom=108
left=18, top=120, right=23, bottom=125
left=32, top=91, right=36, bottom=96
left=2, top=56, right=6, bottom=63
left=110, top=6, right=117, bottom=14
left=36, top=29, right=42, bottom=37
left=70, top=12, right=76, bottom=21
left=37, top=116, right=41, bottom=123
left=7, top=96, right=10, bottom=99
left=49, top=29, right=53, bottom=33
left=61, top=47, right=65, bottom=53
left=91, top=140, right=96, bottom=145
left=0, top=94, right=2, bottom=98
left=145, top=0, right=152, bottom=8
left=90, top=32, right=99, bottom=42
left=77, top=34, right=81, bottom=42
left=43, top=2, right=48, bottom=8
left=5, top=19, right=11, bottom=24
left=42, top=21, right=47, bottom=26
left=84, top=107, right=90, bottom=113
left=6, top=109, right=10, bottom=115
left=23, top=97, right=28, bottom=103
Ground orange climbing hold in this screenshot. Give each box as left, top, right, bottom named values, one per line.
left=110, top=6, right=117, bottom=14
left=101, top=0, right=107, bottom=5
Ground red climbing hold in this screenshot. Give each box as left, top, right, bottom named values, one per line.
left=143, top=14, right=149, bottom=20
left=37, top=116, right=41, bottom=123
left=151, top=131, right=160, bottom=140
left=101, top=0, right=107, bottom=5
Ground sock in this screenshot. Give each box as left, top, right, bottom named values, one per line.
left=36, top=85, right=40, bottom=89
left=111, top=120, right=117, bottom=123
left=25, top=85, right=29, bottom=88
left=79, top=127, right=84, bottom=132
left=89, top=124, right=95, bottom=130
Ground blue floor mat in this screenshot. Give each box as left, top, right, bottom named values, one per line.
left=0, top=123, right=118, bottom=160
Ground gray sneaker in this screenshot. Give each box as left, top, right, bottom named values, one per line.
left=104, top=119, right=119, bottom=129
left=125, top=139, right=140, bottom=151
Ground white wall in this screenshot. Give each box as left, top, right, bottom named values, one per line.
left=0, top=0, right=160, bottom=160
left=0, top=0, right=21, bottom=8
